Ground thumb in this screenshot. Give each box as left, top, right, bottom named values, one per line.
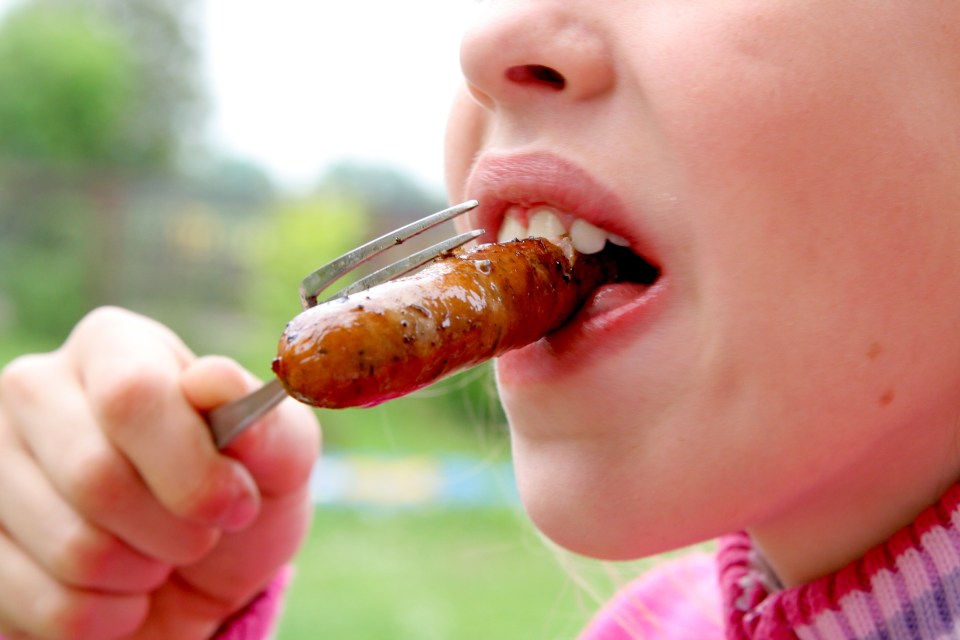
left=181, top=356, right=321, bottom=497
left=179, top=355, right=258, bottom=413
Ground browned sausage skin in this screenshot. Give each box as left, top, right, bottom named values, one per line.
left=272, top=237, right=654, bottom=409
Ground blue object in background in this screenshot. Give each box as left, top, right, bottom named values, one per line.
left=310, top=453, right=519, bottom=510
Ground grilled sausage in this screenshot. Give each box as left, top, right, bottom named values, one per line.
left=272, top=237, right=635, bottom=408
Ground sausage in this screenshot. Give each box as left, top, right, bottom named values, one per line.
left=272, top=237, right=634, bottom=408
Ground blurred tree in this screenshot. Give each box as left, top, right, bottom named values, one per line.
left=192, top=154, right=275, bottom=207
left=0, top=2, right=134, bottom=167
left=317, top=160, right=446, bottom=224
left=82, top=0, right=205, bottom=168
left=0, top=2, right=134, bottom=338
left=0, top=189, right=94, bottom=340
left=0, top=0, right=206, bottom=339
left=247, top=195, right=370, bottom=326
left=0, top=0, right=204, bottom=169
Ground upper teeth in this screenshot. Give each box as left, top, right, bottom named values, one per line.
left=497, top=205, right=629, bottom=254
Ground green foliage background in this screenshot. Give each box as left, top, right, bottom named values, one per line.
left=0, top=3, right=133, bottom=166
left=0, top=1, right=676, bottom=637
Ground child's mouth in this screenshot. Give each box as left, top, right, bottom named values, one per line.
left=494, top=202, right=660, bottom=293
left=464, top=152, right=667, bottom=370
left=489, top=202, right=663, bottom=380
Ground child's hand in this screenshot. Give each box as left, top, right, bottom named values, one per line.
left=0, top=307, right=320, bottom=640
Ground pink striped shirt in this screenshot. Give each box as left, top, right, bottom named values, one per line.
left=721, top=483, right=960, bottom=639
left=582, top=483, right=960, bottom=639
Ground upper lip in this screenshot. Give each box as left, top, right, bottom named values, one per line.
left=463, top=151, right=658, bottom=263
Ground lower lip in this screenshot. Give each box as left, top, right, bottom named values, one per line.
left=496, top=277, right=669, bottom=386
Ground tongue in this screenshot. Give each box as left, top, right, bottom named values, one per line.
left=579, top=282, right=652, bottom=320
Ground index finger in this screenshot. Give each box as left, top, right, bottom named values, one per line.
left=66, top=308, right=260, bottom=531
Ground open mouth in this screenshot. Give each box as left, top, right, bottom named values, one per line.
left=494, top=203, right=660, bottom=287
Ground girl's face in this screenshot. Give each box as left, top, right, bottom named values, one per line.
left=445, top=0, right=960, bottom=566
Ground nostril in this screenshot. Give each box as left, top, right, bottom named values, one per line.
left=505, top=64, right=566, bottom=91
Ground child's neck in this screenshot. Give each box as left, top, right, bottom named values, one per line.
left=748, top=417, right=960, bottom=588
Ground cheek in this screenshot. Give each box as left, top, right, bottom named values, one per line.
left=444, top=85, right=489, bottom=203
left=641, top=2, right=960, bottom=375
left=639, top=2, right=956, bottom=198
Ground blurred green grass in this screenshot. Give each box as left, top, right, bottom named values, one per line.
left=278, top=508, right=661, bottom=640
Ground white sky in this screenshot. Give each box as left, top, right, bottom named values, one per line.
left=0, top=0, right=478, bottom=193
left=200, top=1, right=476, bottom=193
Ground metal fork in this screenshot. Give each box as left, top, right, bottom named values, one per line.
left=207, top=200, right=482, bottom=448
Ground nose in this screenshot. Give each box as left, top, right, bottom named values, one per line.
left=459, top=3, right=615, bottom=110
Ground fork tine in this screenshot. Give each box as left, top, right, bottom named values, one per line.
left=334, top=228, right=485, bottom=301
left=208, top=200, right=482, bottom=449
left=298, top=200, right=479, bottom=308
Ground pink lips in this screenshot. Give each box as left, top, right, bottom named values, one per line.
left=465, top=152, right=657, bottom=259
left=462, top=151, right=669, bottom=384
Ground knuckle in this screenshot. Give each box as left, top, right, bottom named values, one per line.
left=47, top=525, right=112, bottom=587
left=94, top=366, right=169, bottom=435
left=63, top=445, right=131, bottom=517
left=36, top=589, right=145, bottom=640
left=0, top=353, right=50, bottom=405
left=72, top=306, right=132, bottom=339
left=31, top=590, right=92, bottom=640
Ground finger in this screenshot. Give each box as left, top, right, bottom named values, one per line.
left=0, top=528, right=147, bottom=640
left=225, top=398, right=321, bottom=497
left=2, top=352, right=220, bottom=565
left=0, top=441, right=170, bottom=594
left=67, top=308, right=261, bottom=532
left=168, top=357, right=319, bottom=614
left=171, top=486, right=315, bottom=615
left=66, top=306, right=196, bottom=367
left=181, top=356, right=321, bottom=497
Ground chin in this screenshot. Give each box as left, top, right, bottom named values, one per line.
left=500, top=372, right=747, bottom=561
left=504, top=404, right=689, bottom=561
left=511, top=447, right=680, bottom=560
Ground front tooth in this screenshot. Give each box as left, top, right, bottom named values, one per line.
left=570, top=219, right=607, bottom=254
left=498, top=210, right=528, bottom=243
left=527, top=207, right=566, bottom=238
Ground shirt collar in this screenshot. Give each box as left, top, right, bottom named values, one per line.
left=718, top=484, right=960, bottom=639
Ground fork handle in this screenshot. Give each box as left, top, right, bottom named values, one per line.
left=207, top=378, right=289, bottom=448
